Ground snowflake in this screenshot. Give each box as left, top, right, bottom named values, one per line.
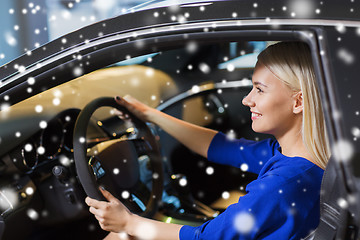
left=121, top=191, right=130, bottom=199
left=60, top=156, right=71, bottom=166
left=5, top=32, right=17, bottom=46
left=24, top=144, right=33, bottom=152
left=233, top=212, right=255, bottom=234
left=52, top=98, right=61, bottom=106
left=27, top=208, right=39, bottom=220
left=227, top=64, right=235, bottom=72
left=37, top=146, right=45, bottom=155
left=332, top=139, right=354, bottom=162
left=134, top=222, right=157, bottom=239
left=222, top=191, right=230, bottom=199
left=113, top=168, right=120, bottom=175
left=179, top=178, right=187, bottom=186
left=186, top=41, right=198, bottom=53
left=73, top=67, right=83, bottom=77
left=352, top=127, right=360, bottom=137
left=39, top=121, right=47, bottom=129
left=337, top=48, right=355, bottom=65
left=289, top=0, right=315, bottom=17
left=27, top=77, right=35, bottom=85
left=226, top=130, right=236, bottom=140
left=240, top=163, right=249, bottom=172
left=336, top=24, right=346, bottom=33
left=205, top=166, right=214, bottom=175
left=337, top=198, right=348, bottom=209
left=199, top=62, right=210, bottom=74
left=117, top=232, right=128, bottom=239
left=0, top=103, right=10, bottom=112
left=191, top=85, right=200, bottom=93
left=35, top=105, right=43, bottom=113
left=25, top=187, right=34, bottom=196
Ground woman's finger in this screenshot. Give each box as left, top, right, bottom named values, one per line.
left=99, top=187, right=119, bottom=203
left=85, top=197, right=105, bottom=209
left=89, top=206, right=104, bottom=217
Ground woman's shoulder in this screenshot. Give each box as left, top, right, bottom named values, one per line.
left=213, top=132, right=279, bottom=150
left=258, top=154, right=324, bottom=187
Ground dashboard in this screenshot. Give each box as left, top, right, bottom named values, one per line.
left=0, top=107, right=132, bottom=223
left=7, top=109, right=81, bottom=173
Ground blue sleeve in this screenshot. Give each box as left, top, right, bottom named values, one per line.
left=207, top=132, right=279, bottom=174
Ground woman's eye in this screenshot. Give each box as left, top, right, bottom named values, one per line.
left=256, top=87, right=263, bottom=93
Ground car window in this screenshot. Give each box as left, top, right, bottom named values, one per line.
left=6, top=41, right=265, bottom=117
left=1, top=40, right=269, bottom=206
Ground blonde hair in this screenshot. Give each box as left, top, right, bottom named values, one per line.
left=258, top=41, right=330, bottom=169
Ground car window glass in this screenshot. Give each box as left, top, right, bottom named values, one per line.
left=6, top=41, right=268, bottom=119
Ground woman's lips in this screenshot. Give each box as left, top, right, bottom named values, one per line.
left=251, top=112, right=262, bottom=120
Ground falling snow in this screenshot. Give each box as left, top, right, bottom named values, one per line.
left=240, top=163, right=249, bottom=172
left=352, top=127, right=360, bottom=138
left=59, top=156, right=71, bottom=166
left=222, top=191, right=230, bottom=199
left=332, top=140, right=354, bottom=162
left=37, top=146, right=45, bottom=155
left=39, top=121, right=47, bottom=129
left=27, top=208, right=39, bottom=220
left=134, top=222, right=157, bottom=239
left=35, top=105, right=43, bottom=113
left=226, top=130, right=236, bottom=140
left=205, top=166, right=214, bottom=175
left=337, top=48, right=355, bottom=65
left=25, top=187, right=34, bottom=196
left=233, top=212, right=255, bottom=234
left=24, top=144, right=33, bottom=152
left=179, top=178, right=187, bottom=186
left=121, top=191, right=130, bottom=199
left=289, top=0, right=315, bottom=17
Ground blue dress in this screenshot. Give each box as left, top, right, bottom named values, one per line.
left=180, top=132, right=324, bottom=240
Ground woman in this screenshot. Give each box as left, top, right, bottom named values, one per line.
left=85, top=41, right=330, bottom=239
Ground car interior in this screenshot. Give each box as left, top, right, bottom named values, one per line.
left=0, top=39, right=275, bottom=239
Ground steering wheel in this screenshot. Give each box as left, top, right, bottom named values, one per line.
left=73, top=97, right=163, bottom=217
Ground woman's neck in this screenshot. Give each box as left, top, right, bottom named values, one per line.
left=275, top=127, right=312, bottom=160
left=276, top=130, right=323, bottom=169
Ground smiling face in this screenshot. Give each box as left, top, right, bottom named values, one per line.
left=242, top=62, right=302, bottom=138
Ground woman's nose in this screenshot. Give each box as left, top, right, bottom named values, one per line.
left=242, top=93, right=254, bottom=107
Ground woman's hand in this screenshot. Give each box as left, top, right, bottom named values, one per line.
left=85, top=187, right=132, bottom=233
left=115, top=95, right=217, bottom=158
left=115, top=95, right=157, bottom=123
left=86, top=187, right=182, bottom=240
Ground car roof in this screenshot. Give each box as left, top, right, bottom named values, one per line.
left=1, top=0, right=359, bottom=87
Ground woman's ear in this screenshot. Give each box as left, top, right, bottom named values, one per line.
left=293, top=91, right=303, bottom=114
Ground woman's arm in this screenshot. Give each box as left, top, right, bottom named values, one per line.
left=116, top=95, right=218, bottom=158
left=86, top=188, right=182, bottom=240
